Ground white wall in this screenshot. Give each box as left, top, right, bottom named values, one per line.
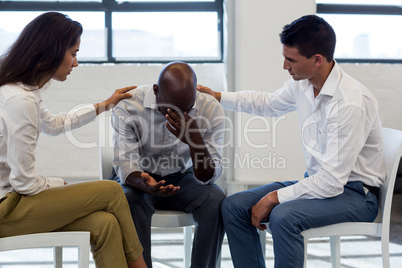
left=36, top=0, right=402, bottom=188
left=340, top=63, right=402, bottom=131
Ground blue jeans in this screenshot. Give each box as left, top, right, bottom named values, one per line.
left=221, top=180, right=379, bottom=268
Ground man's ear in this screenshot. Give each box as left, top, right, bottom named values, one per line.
left=314, top=54, right=324, bottom=67
left=153, top=84, right=158, bottom=96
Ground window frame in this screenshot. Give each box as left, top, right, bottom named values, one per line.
left=317, top=3, right=402, bottom=63
left=0, top=0, right=224, bottom=64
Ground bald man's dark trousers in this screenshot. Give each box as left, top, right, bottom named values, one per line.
left=111, top=169, right=226, bottom=268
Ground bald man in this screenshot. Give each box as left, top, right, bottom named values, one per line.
left=110, top=61, right=226, bottom=268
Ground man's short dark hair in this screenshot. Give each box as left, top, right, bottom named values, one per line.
left=279, top=15, right=336, bottom=62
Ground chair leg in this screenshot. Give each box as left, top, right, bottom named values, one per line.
left=54, top=245, right=90, bottom=268
left=79, top=245, right=90, bottom=268
left=329, top=236, right=341, bottom=268
left=381, top=235, right=390, bottom=268
left=303, top=237, right=308, bottom=268
left=54, top=246, right=63, bottom=268
left=184, top=226, right=192, bottom=268
left=259, top=230, right=267, bottom=258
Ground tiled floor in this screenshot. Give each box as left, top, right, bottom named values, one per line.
left=151, top=230, right=402, bottom=268
left=1, top=194, right=402, bottom=268
left=1, top=232, right=402, bottom=268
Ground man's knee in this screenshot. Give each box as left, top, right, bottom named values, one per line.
left=122, top=184, right=147, bottom=203
left=201, top=185, right=226, bottom=212
left=269, top=204, right=299, bottom=234
left=221, top=194, right=248, bottom=221
left=209, top=186, right=226, bottom=203
left=221, top=196, right=233, bottom=219
left=190, top=186, right=225, bottom=219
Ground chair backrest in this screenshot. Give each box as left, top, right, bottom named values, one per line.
left=98, top=112, right=114, bottom=180
left=378, top=127, right=402, bottom=224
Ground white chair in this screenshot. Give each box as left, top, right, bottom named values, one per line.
left=0, top=231, right=90, bottom=268
left=98, top=113, right=196, bottom=268
left=259, top=127, right=402, bottom=268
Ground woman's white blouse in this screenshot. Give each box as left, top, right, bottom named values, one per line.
left=0, top=83, right=96, bottom=199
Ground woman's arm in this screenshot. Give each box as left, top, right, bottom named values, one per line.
left=40, top=86, right=135, bottom=136
left=94, top=86, right=134, bottom=115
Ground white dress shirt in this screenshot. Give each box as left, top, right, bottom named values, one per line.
left=112, top=85, right=225, bottom=185
left=220, top=62, right=386, bottom=203
left=0, top=83, right=96, bottom=199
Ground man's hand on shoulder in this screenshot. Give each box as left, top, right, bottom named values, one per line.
left=197, top=85, right=221, bottom=102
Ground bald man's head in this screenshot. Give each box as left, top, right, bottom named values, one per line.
left=153, top=61, right=197, bottom=115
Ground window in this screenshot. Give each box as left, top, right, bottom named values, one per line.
left=0, top=0, right=223, bottom=63
left=317, top=0, right=402, bottom=63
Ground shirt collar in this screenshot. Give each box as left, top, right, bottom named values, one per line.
left=318, top=60, right=341, bottom=97
left=143, top=84, right=198, bottom=111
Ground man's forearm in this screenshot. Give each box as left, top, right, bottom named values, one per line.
left=188, top=135, right=215, bottom=182
left=125, top=171, right=147, bottom=191
left=191, top=150, right=215, bottom=182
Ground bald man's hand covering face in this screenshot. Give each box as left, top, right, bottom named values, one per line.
left=165, top=108, right=203, bottom=147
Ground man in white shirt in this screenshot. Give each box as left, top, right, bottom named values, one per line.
left=199, top=15, right=386, bottom=267
left=110, top=61, right=226, bottom=268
